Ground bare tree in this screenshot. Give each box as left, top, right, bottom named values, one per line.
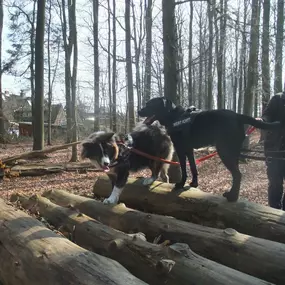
left=70, top=0, right=78, bottom=161
left=47, top=0, right=61, bottom=145
left=112, top=0, right=117, bottom=132
left=0, top=0, right=4, bottom=139
left=58, top=0, right=72, bottom=142
left=274, top=0, right=284, bottom=93
left=237, top=0, right=248, bottom=114
left=261, top=0, right=270, bottom=112
left=207, top=0, right=213, bottom=110
left=143, top=0, right=152, bottom=105
left=33, top=0, right=46, bottom=150
left=125, top=0, right=135, bottom=130
left=188, top=1, right=193, bottom=106
left=107, top=0, right=112, bottom=130
left=132, top=0, right=143, bottom=116
left=162, top=0, right=177, bottom=103
left=93, top=0, right=100, bottom=131
left=243, top=0, right=260, bottom=116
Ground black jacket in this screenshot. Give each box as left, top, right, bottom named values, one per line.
left=262, top=93, right=285, bottom=153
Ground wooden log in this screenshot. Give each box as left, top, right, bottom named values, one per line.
left=43, top=189, right=285, bottom=285
left=9, top=162, right=97, bottom=177
left=93, top=176, right=285, bottom=244
left=0, top=198, right=146, bottom=285
left=2, top=141, right=81, bottom=165
left=14, top=193, right=274, bottom=285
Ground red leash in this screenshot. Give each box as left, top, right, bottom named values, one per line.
left=119, top=125, right=257, bottom=166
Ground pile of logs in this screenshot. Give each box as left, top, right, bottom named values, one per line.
left=1, top=176, right=285, bottom=284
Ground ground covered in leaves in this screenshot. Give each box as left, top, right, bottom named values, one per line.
left=0, top=131, right=270, bottom=206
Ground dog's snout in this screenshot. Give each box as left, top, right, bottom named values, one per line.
left=103, top=161, right=109, bottom=166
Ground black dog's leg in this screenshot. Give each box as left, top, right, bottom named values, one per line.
left=186, top=148, right=198, bottom=187
left=217, top=145, right=241, bottom=202
left=103, top=165, right=129, bottom=205
left=174, top=149, right=187, bottom=189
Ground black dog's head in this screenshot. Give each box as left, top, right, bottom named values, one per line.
left=138, top=97, right=176, bottom=125
left=81, top=131, right=118, bottom=172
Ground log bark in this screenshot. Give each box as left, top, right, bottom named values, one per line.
left=9, top=162, right=97, bottom=177
left=14, top=193, right=274, bottom=285
left=93, top=176, right=285, bottom=244
left=2, top=141, right=81, bottom=165
left=43, top=189, right=285, bottom=285
left=0, top=198, right=146, bottom=285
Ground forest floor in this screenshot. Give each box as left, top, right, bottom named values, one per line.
left=0, top=130, right=270, bottom=206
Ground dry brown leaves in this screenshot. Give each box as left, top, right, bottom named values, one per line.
left=0, top=132, right=270, bottom=206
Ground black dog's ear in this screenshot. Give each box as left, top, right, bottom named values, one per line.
left=162, top=97, right=175, bottom=111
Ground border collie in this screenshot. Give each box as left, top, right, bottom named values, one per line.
left=81, top=123, right=174, bottom=205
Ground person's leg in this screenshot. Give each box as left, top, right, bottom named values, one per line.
left=266, top=159, right=283, bottom=209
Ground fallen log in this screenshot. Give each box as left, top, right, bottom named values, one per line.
left=93, top=176, right=285, bottom=244
left=9, top=162, right=97, bottom=177
left=2, top=141, right=81, bottom=165
left=0, top=198, right=146, bottom=285
left=13, top=193, right=274, bottom=285
left=43, top=189, right=285, bottom=285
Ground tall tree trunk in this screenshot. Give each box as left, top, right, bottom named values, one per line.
left=0, top=0, right=4, bottom=140
left=274, top=0, right=284, bottom=93
left=107, top=0, right=112, bottom=130
left=33, top=0, right=46, bottom=151
left=125, top=0, right=135, bottom=131
left=162, top=0, right=177, bottom=103
left=112, top=0, right=117, bottom=132
left=222, top=0, right=227, bottom=108
left=214, top=0, right=221, bottom=109
left=238, top=0, right=248, bottom=114
left=243, top=0, right=260, bottom=117
left=70, top=0, right=78, bottom=162
left=143, top=0, right=152, bottom=106
left=93, top=0, right=100, bottom=131
left=60, top=0, right=72, bottom=143
left=232, top=5, right=240, bottom=112
left=132, top=0, right=142, bottom=119
left=31, top=0, right=36, bottom=139
left=198, top=5, right=203, bottom=109
left=47, top=0, right=52, bottom=145
left=188, top=1, right=193, bottom=106
left=261, top=0, right=270, bottom=112
left=207, top=0, right=213, bottom=110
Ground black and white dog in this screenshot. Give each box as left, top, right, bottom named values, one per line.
left=81, top=123, right=174, bottom=204
left=138, top=97, right=282, bottom=202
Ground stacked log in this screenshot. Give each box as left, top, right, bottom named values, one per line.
left=0, top=198, right=146, bottom=285
left=43, top=189, right=285, bottom=284
left=13, top=193, right=274, bottom=285
left=93, top=176, right=285, bottom=243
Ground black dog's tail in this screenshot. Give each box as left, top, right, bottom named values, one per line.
left=238, top=114, right=281, bottom=130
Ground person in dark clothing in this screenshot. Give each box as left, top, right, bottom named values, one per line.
left=262, top=92, right=285, bottom=210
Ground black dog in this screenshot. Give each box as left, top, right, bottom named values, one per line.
left=81, top=123, right=174, bottom=204
left=138, top=97, right=282, bottom=202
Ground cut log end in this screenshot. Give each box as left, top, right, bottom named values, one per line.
left=156, top=259, right=176, bottom=275
left=224, top=228, right=238, bottom=236
left=108, top=239, right=126, bottom=252
left=127, top=232, right=147, bottom=242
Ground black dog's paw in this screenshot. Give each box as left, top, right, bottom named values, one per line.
left=223, top=191, right=239, bottom=202
left=174, top=182, right=186, bottom=190
left=190, top=180, right=198, bottom=188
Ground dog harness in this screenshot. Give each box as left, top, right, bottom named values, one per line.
left=109, top=134, right=134, bottom=168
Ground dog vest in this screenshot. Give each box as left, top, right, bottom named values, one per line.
left=168, top=109, right=201, bottom=133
